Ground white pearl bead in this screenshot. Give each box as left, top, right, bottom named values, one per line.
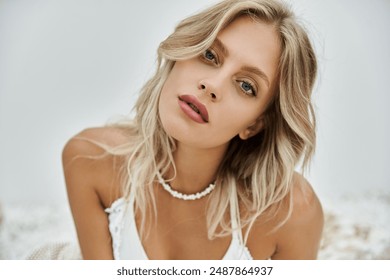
left=157, top=171, right=216, bottom=201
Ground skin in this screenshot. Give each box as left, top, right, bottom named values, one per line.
left=158, top=16, right=279, bottom=194
left=63, top=16, right=324, bottom=260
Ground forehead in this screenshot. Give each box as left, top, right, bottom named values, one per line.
left=217, top=16, right=281, bottom=87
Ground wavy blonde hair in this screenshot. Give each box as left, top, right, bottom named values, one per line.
left=107, top=0, right=317, bottom=242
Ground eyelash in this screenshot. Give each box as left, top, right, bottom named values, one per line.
left=237, top=80, right=257, bottom=96
left=202, top=49, right=219, bottom=64
left=201, top=49, right=257, bottom=97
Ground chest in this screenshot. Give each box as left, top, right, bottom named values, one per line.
left=135, top=200, right=233, bottom=259
left=133, top=197, right=276, bottom=260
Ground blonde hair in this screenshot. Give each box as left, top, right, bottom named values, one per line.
left=108, top=0, right=317, bottom=241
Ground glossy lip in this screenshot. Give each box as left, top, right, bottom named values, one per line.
left=178, top=95, right=209, bottom=123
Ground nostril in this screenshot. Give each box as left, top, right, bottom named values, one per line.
left=210, top=93, right=216, bottom=99
left=201, top=84, right=206, bottom=90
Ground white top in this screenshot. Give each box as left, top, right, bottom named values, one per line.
left=105, top=194, right=253, bottom=260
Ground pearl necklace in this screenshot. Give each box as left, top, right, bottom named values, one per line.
left=156, top=172, right=215, bottom=200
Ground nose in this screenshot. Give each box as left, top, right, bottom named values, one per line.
left=198, top=81, right=218, bottom=101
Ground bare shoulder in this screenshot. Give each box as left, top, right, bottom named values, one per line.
left=62, top=125, right=131, bottom=167
left=62, top=126, right=131, bottom=207
left=289, top=173, right=323, bottom=224
left=62, top=126, right=132, bottom=259
left=272, top=172, right=324, bottom=259
left=63, top=126, right=131, bottom=156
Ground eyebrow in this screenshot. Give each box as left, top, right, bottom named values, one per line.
left=241, top=66, right=270, bottom=87
left=213, top=38, right=271, bottom=88
left=213, top=38, right=229, bottom=57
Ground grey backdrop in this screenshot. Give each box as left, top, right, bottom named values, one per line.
left=1, top=0, right=389, bottom=205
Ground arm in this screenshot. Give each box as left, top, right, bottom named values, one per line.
left=62, top=129, right=116, bottom=259
left=271, top=174, right=324, bottom=259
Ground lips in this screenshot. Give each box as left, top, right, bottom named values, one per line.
left=178, top=95, right=209, bottom=123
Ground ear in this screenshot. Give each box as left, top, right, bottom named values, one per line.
left=239, top=117, right=265, bottom=140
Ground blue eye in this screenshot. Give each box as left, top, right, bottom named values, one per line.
left=238, top=80, right=257, bottom=96
left=203, top=49, right=217, bottom=64
left=205, top=50, right=214, bottom=60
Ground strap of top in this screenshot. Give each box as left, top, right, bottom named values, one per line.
left=105, top=187, right=253, bottom=260
left=229, top=188, right=244, bottom=244
left=229, top=188, right=254, bottom=260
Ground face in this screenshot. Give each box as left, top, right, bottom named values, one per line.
left=158, top=16, right=281, bottom=151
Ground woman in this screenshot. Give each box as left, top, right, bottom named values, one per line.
left=63, top=0, right=323, bottom=260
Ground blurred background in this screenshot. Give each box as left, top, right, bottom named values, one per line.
left=0, top=0, right=389, bottom=259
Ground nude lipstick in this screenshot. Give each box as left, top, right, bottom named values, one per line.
left=178, top=95, right=209, bottom=124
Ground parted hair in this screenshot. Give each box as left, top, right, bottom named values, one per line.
left=104, top=0, right=317, bottom=241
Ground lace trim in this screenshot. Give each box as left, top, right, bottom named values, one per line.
left=105, top=197, right=254, bottom=260
left=223, top=230, right=253, bottom=260
left=105, top=198, right=126, bottom=260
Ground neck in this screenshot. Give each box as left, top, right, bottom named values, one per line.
left=164, top=143, right=228, bottom=194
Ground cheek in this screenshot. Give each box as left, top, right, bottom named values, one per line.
left=159, top=68, right=179, bottom=115
left=158, top=84, right=173, bottom=131
left=158, top=76, right=188, bottom=141
left=220, top=101, right=260, bottom=129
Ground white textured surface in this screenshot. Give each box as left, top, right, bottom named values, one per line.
left=0, top=203, right=77, bottom=260
left=0, top=190, right=389, bottom=260
left=318, top=189, right=390, bottom=259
